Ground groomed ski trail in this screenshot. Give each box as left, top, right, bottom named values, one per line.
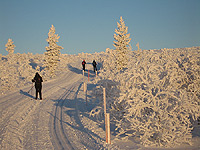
left=0, top=62, right=104, bottom=150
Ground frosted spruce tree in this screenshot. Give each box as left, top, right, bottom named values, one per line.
left=113, top=16, right=132, bottom=70
left=5, top=39, right=15, bottom=55
left=45, top=25, right=63, bottom=77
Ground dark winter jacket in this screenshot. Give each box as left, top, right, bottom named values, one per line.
left=92, top=60, right=97, bottom=67
left=82, top=60, right=86, bottom=66
left=32, top=73, right=43, bottom=88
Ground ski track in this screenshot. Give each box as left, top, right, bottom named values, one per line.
left=0, top=63, right=106, bottom=150
left=50, top=84, right=76, bottom=150
left=0, top=71, right=77, bottom=149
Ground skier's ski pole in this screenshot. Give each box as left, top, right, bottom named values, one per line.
left=31, top=83, right=33, bottom=95
left=28, top=85, right=34, bottom=93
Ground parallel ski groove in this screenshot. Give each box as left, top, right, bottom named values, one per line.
left=50, top=85, right=75, bottom=150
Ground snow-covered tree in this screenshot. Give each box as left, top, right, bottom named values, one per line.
left=92, top=47, right=200, bottom=148
left=44, top=25, right=63, bottom=77
left=5, top=39, right=15, bottom=54
left=113, top=16, right=132, bottom=70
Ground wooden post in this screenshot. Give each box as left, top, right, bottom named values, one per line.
left=103, top=88, right=106, bottom=117
left=83, top=82, right=87, bottom=105
left=106, top=113, right=111, bottom=144
left=83, top=82, right=86, bottom=92
left=103, top=88, right=108, bottom=143
left=96, top=70, right=97, bottom=76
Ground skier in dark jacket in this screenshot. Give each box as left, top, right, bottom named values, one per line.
left=82, top=60, right=86, bottom=71
left=92, top=60, right=97, bottom=72
left=32, top=72, right=43, bottom=100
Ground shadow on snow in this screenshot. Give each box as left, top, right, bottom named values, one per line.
left=20, top=89, right=35, bottom=99
left=50, top=82, right=105, bottom=149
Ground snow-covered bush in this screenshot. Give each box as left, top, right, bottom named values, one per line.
left=0, top=53, right=44, bottom=94
left=90, top=79, right=120, bottom=121
left=44, top=25, right=63, bottom=77
left=113, top=16, right=132, bottom=70
left=92, top=47, right=200, bottom=147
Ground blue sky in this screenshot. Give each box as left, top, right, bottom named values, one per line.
left=0, top=0, right=200, bottom=55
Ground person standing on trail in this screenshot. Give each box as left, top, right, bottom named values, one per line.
left=32, top=72, right=43, bottom=100
left=82, top=59, right=86, bottom=71
left=92, top=60, right=97, bottom=72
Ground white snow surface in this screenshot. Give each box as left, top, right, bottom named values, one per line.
left=0, top=49, right=200, bottom=150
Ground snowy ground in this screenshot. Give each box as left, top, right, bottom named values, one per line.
left=0, top=54, right=200, bottom=150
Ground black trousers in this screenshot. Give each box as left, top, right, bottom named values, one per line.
left=93, top=66, right=97, bottom=72
left=83, top=65, right=85, bottom=71
left=35, top=87, right=42, bottom=99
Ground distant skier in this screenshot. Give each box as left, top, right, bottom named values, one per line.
left=92, top=60, right=97, bottom=72
left=32, top=72, right=43, bottom=100
left=82, top=60, right=86, bottom=71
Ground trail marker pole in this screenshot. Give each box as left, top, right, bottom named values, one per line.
left=83, top=82, right=87, bottom=105
left=103, top=88, right=106, bottom=117
left=83, top=82, right=86, bottom=92
left=106, top=113, right=111, bottom=144
left=103, top=88, right=108, bottom=143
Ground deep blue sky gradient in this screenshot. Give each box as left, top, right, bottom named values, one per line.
left=0, top=0, right=200, bottom=55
